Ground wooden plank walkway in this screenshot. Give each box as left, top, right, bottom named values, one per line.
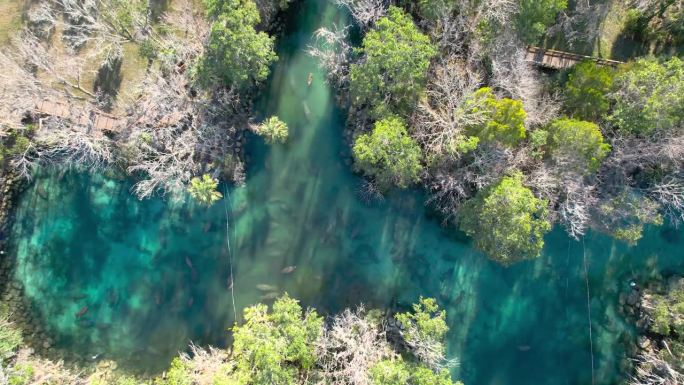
left=33, top=99, right=122, bottom=135
left=525, top=46, right=623, bottom=70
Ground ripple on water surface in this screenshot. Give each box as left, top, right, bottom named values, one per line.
left=9, top=0, right=684, bottom=383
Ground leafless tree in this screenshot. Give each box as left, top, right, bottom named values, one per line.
left=648, top=176, right=684, bottom=225
left=176, top=343, right=231, bottom=385
left=52, top=0, right=148, bottom=51
left=10, top=349, right=86, bottom=385
left=547, top=0, right=609, bottom=50
left=489, top=35, right=560, bottom=128
left=413, top=59, right=486, bottom=158
left=357, top=179, right=385, bottom=205
left=316, top=306, right=394, bottom=385
left=307, top=25, right=352, bottom=87
left=630, top=350, right=684, bottom=385
left=122, top=8, right=244, bottom=200
left=427, top=145, right=518, bottom=224
left=334, top=0, right=387, bottom=29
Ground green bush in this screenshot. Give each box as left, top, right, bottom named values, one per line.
left=465, top=87, right=527, bottom=148
left=545, top=118, right=611, bottom=173
left=350, top=6, right=437, bottom=118
left=187, top=174, right=223, bottom=206
left=598, top=191, right=663, bottom=246
left=515, top=0, right=567, bottom=43
left=459, top=172, right=551, bottom=265
left=231, top=295, right=323, bottom=385
left=564, top=61, right=615, bottom=121
left=611, top=57, right=684, bottom=135
left=0, top=313, right=22, bottom=362
left=196, top=0, right=277, bottom=88
left=352, top=116, right=424, bottom=189
left=256, top=116, right=289, bottom=144
left=370, top=359, right=462, bottom=385
left=396, top=297, right=448, bottom=348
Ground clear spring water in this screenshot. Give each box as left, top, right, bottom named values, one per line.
left=8, top=1, right=684, bottom=383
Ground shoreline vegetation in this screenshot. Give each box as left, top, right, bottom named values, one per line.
left=0, top=0, right=683, bottom=383
left=0, top=295, right=464, bottom=385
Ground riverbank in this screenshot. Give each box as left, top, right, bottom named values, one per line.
left=0, top=170, right=60, bottom=359
left=621, top=275, right=684, bottom=382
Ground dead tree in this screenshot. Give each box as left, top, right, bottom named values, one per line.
left=413, top=59, right=486, bottom=158
left=334, top=0, right=387, bottom=29
left=630, top=350, right=684, bottom=385
left=307, top=24, right=352, bottom=87
left=316, top=307, right=393, bottom=385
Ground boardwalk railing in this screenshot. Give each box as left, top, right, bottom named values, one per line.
left=525, top=46, right=623, bottom=70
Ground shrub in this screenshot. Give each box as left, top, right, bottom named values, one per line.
left=350, top=6, right=437, bottom=118
left=466, top=87, right=527, bottom=148
left=545, top=118, right=611, bottom=173
left=187, top=174, right=223, bottom=206
left=611, top=57, right=684, bottom=135
left=196, top=0, right=277, bottom=88
left=353, top=116, right=423, bottom=189
left=459, top=172, right=551, bottom=265
left=564, top=61, right=614, bottom=121
left=256, top=116, right=289, bottom=144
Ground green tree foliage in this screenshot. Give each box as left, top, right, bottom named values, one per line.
left=352, top=116, right=423, bottom=189
left=466, top=87, right=527, bottom=147
left=256, top=116, right=289, bottom=144
left=459, top=172, right=551, bottom=265
left=623, top=1, right=684, bottom=45
left=611, top=57, right=684, bottom=135
left=545, top=118, right=611, bottom=173
left=564, top=61, right=615, bottom=121
left=197, top=0, right=277, bottom=88
left=370, top=360, right=462, bottom=385
left=231, top=295, right=323, bottom=385
left=598, top=191, right=663, bottom=246
left=417, top=0, right=457, bottom=21
left=0, top=126, right=33, bottom=165
left=188, top=174, right=223, bottom=206
left=515, top=0, right=567, bottom=43
left=350, top=6, right=437, bottom=118
left=0, top=311, right=22, bottom=362
left=396, top=297, right=448, bottom=348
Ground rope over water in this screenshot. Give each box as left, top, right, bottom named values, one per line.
left=223, top=184, right=238, bottom=324
left=582, top=237, right=595, bottom=385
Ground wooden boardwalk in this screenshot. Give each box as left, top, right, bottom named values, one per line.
left=525, top=46, right=623, bottom=70
left=33, top=99, right=122, bottom=135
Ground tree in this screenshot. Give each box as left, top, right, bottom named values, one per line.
left=596, top=190, right=663, bottom=245
left=255, top=116, right=289, bottom=144
left=369, top=360, right=461, bottom=385
left=611, top=57, right=684, bottom=135
left=545, top=118, right=611, bottom=173
left=417, top=0, right=458, bottom=21
left=197, top=0, right=277, bottom=88
left=188, top=174, right=223, bottom=206
left=564, top=61, right=614, bottom=121
left=395, top=297, right=449, bottom=369
left=231, top=295, right=323, bottom=385
left=349, top=6, right=437, bottom=118
left=353, top=116, right=423, bottom=189
left=0, top=312, right=21, bottom=362
left=515, top=0, right=568, bottom=43
left=465, top=87, right=527, bottom=148
left=459, top=172, right=551, bottom=265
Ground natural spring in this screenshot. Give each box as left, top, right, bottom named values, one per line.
left=7, top=1, right=684, bottom=384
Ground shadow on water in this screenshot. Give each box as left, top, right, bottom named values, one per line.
left=8, top=0, right=684, bottom=383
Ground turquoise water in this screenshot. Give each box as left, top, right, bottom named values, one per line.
left=8, top=1, right=684, bottom=383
